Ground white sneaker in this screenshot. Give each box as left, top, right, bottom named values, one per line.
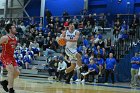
left=75, top=79, right=81, bottom=82
left=81, top=73, right=86, bottom=76
left=70, top=78, right=73, bottom=81
left=81, top=79, right=85, bottom=83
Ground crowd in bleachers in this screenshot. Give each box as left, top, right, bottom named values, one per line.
left=0, top=11, right=140, bottom=84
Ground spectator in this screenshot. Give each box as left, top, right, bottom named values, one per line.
left=113, top=20, right=121, bottom=41
left=27, top=47, right=34, bottom=60
left=16, top=56, right=24, bottom=67
left=48, top=56, right=58, bottom=77
left=95, top=54, right=104, bottom=75
left=82, top=53, right=90, bottom=65
left=94, top=45, right=103, bottom=57
left=35, top=33, right=44, bottom=48
left=29, top=41, right=40, bottom=56
left=104, top=53, right=117, bottom=84
left=62, top=10, right=69, bottom=21
left=14, top=50, right=23, bottom=61
left=45, top=9, right=52, bottom=24
left=81, top=59, right=99, bottom=83
left=72, top=16, right=79, bottom=29
left=23, top=52, right=32, bottom=69
left=105, top=37, right=112, bottom=55
left=57, top=57, right=67, bottom=81
left=130, top=52, right=140, bottom=85
left=86, top=14, right=94, bottom=26
left=84, top=21, right=92, bottom=35
left=133, top=67, right=140, bottom=87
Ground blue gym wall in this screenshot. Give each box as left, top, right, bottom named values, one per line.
left=45, top=0, right=84, bottom=16
left=24, top=0, right=140, bottom=17
left=24, top=0, right=41, bottom=17
left=88, top=0, right=134, bottom=14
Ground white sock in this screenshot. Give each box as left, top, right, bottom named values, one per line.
left=65, top=70, right=67, bottom=74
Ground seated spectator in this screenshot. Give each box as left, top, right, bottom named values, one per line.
left=89, top=53, right=96, bottom=61
left=29, top=41, right=40, bottom=56
left=82, top=53, right=90, bottom=65
left=81, top=59, right=99, bottom=83
left=35, top=33, right=44, bottom=48
left=23, top=52, right=32, bottom=69
left=72, top=16, right=79, bottom=29
left=57, top=57, right=67, bottom=81
left=95, top=54, right=104, bottom=75
left=16, top=43, right=23, bottom=50
left=78, top=21, right=84, bottom=31
left=48, top=56, right=58, bottom=77
left=64, top=19, right=69, bottom=29
left=94, top=45, right=103, bottom=57
left=63, top=10, right=70, bottom=21
left=36, top=23, right=45, bottom=34
left=21, top=43, right=28, bottom=56
left=14, top=50, right=23, bottom=60
left=43, top=25, right=50, bottom=38
left=27, top=47, right=34, bottom=60
left=94, top=32, right=102, bottom=44
left=16, top=56, right=24, bottom=67
left=97, top=39, right=105, bottom=49
left=82, top=36, right=90, bottom=48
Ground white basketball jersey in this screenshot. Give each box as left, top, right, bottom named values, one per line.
left=65, top=30, right=78, bottom=49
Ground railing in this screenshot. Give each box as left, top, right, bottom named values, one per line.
left=114, top=26, right=140, bottom=60
left=0, top=16, right=43, bottom=27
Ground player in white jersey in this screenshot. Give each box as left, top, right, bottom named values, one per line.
left=60, top=23, right=82, bottom=74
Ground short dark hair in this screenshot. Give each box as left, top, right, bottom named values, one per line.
left=5, top=24, right=13, bottom=33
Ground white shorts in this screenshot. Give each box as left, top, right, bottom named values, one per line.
left=65, top=47, right=77, bottom=63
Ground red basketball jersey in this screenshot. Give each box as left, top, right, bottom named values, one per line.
left=1, top=35, right=17, bottom=57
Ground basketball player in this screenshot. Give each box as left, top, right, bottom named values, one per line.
left=0, top=24, right=20, bottom=93
left=59, top=22, right=82, bottom=83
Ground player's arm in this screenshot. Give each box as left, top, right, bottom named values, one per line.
left=67, top=31, right=80, bottom=42
left=60, top=31, right=66, bottom=38
left=0, top=36, right=8, bottom=45
left=56, top=31, right=66, bottom=42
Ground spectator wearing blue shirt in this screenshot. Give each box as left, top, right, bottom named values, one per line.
left=105, top=53, right=116, bottom=84
left=83, top=36, right=89, bottom=48
left=81, top=53, right=90, bottom=73
left=16, top=56, right=23, bottom=67
left=96, top=54, right=104, bottom=75
left=81, top=59, right=99, bottom=83
left=23, top=52, right=32, bottom=69
left=94, top=45, right=103, bottom=57
left=131, top=52, right=140, bottom=85
left=82, top=53, right=90, bottom=65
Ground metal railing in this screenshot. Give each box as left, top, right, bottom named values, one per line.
left=114, top=26, right=140, bottom=60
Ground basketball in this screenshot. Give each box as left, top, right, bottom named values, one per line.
left=57, top=38, right=66, bottom=46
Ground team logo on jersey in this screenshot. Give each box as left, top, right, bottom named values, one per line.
left=67, top=35, right=75, bottom=39
left=10, top=41, right=16, bottom=48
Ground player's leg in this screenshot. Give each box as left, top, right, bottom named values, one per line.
left=65, top=70, right=74, bottom=84
left=76, top=53, right=82, bottom=67
left=65, top=61, right=76, bottom=73
left=6, top=64, right=15, bottom=93
left=13, top=66, right=20, bottom=79
left=65, top=48, right=77, bottom=73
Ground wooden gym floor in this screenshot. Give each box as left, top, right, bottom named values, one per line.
left=0, top=76, right=140, bottom=93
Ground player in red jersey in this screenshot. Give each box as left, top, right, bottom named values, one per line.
left=0, top=24, right=20, bottom=93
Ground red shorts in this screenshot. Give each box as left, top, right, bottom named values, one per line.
left=1, top=55, right=18, bottom=67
